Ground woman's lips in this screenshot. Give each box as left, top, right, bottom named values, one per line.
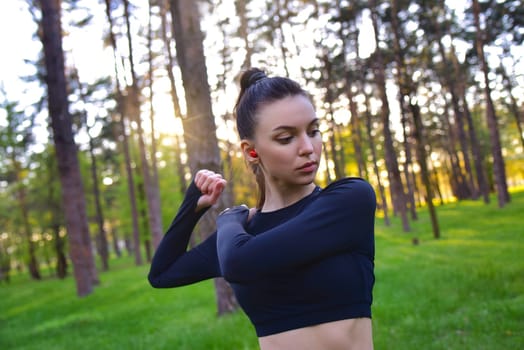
left=297, top=161, right=317, bottom=172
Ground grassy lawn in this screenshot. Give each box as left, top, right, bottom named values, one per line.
left=1, top=190, right=523, bottom=350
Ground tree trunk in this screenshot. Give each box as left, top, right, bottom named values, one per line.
left=39, top=0, right=97, bottom=296
left=389, top=0, right=418, bottom=220
left=450, top=47, right=490, bottom=203
left=369, top=0, right=409, bottom=232
left=364, top=91, right=390, bottom=226
left=334, top=0, right=366, bottom=179
left=110, top=226, right=122, bottom=258
left=160, top=0, right=188, bottom=192
left=432, top=17, right=476, bottom=199
left=170, top=0, right=238, bottom=315
left=472, top=0, right=510, bottom=207
left=441, top=74, right=476, bottom=199
left=52, top=223, right=68, bottom=278
left=45, top=153, right=68, bottom=278
left=235, top=0, right=253, bottom=70
left=147, top=1, right=162, bottom=237
left=441, top=95, right=469, bottom=200
left=88, top=131, right=109, bottom=271
left=74, top=71, right=110, bottom=271
left=499, top=62, right=524, bottom=150
left=123, top=0, right=164, bottom=249
left=104, top=0, right=143, bottom=266
left=399, top=102, right=418, bottom=219
left=410, top=102, right=440, bottom=239
left=322, top=54, right=345, bottom=179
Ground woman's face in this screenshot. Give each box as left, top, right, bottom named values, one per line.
left=250, top=94, right=322, bottom=189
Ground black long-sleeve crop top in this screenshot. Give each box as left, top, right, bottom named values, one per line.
left=148, top=177, right=376, bottom=337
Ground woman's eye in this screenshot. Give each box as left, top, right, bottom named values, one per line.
left=276, top=135, right=293, bottom=144
left=309, top=129, right=321, bottom=137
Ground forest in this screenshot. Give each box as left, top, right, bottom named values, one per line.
left=0, top=0, right=523, bottom=317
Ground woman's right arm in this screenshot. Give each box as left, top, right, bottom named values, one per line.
left=147, top=171, right=226, bottom=288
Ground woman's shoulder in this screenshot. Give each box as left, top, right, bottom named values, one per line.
left=321, top=177, right=375, bottom=193
left=316, top=177, right=376, bottom=207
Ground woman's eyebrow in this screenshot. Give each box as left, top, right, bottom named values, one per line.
left=272, top=118, right=319, bottom=132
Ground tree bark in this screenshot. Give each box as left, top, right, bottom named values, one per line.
left=123, top=0, right=164, bottom=249
left=87, top=127, right=110, bottom=271
left=450, top=47, right=490, bottom=203
left=147, top=0, right=162, bottom=232
left=472, top=0, right=510, bottom=207
left=498, top=62, right=524, bottom=150
left=104, top=0, right=143, bottom=265
left=74, top=72, right=110, bottom=271
left=52, top=223, right=68, bottom=278
left=160, top=0, right=188, bottom=193
left=369, top=0, right=410, bottom=232
left=364, top=91, right=390, bottom=226
left=39, top=0, right=97, bottom=296
left=389, top=0, right=418, bottom=220
left=426, top=5, right=477, bottom=199
left=235, top=0, right=253, bottom=70
left=410, top=102, right=440, bottom=239
left=334, top=0, right=366, bottom=179
left=170, top=0, right=238, bottom=315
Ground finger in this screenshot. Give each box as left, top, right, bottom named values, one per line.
left=202, top=173, right=224, bottom=194
left=195, top=170, right=216, bottom=192
left=194, top=169, right=209, bottom=189
left=247, top=208, right=257, bottom=222
left=209, top=179, right=226, bottom=203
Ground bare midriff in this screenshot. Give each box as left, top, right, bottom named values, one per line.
left=258, top=318, right=373, bottom=350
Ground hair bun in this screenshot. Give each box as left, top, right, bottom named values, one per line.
left=240, top=68, right=267, bottom=91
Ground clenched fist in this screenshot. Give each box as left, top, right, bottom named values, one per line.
left=194, top=169, right=227, bottom=212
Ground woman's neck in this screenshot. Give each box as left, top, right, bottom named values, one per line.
left=261, top=182, right=317, bottom=212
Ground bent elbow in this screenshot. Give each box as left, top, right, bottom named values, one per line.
left=147, top=272, right=165, bottom=288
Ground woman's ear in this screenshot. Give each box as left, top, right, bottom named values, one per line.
left=241, top=140, right=258, bottom=161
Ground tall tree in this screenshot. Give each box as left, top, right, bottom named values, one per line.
left=39, top=0, right=97, bottom=296
left=104, top=0, right=143, bottom=266
left=419, top=2, right=476, bottom=200
left=449, top=45, right=490, bottom=203
left=409, top=101, right=440, bottom=238
left=386, top=0, right=418, bottom=219
left=235, top=0, right=253, bottom=70
left=147, top=0, right=162, bottom=229
left=497, top=53, right=524, bottom=150
left=368, top=0, right=410, bottom=232
left=122, top=0, right=164, bottom=249
left=334, top=0, right=367, bottom=179
left=159, top=0, right=188, bottom=194
left=389, top=0, right=439, bottom=238
left=169, top=0, right=237, bottom=315
left=70, top=72, right=111, bottom=271
left=472, top=0, right=510, bottom=207
left=363, top=89, right=390, bottom=226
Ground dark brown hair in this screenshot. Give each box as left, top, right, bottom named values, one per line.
left=234, top=68, right=309, bottom=208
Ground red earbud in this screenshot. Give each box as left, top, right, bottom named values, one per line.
left=249, top=150, right=258, bottom=158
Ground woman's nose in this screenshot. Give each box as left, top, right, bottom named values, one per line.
left=298, top=133, right=314, bottom=155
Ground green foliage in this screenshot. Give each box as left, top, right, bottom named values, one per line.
left=1, top=191, right=523, bottom=349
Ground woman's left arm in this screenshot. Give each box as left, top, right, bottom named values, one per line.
left=216, top=178, right=376, bottom=282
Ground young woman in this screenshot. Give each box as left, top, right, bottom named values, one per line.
left=148, top=68, right=376, bottom=349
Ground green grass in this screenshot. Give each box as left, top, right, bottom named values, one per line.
left=1, top=191, right=523, bottom=350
